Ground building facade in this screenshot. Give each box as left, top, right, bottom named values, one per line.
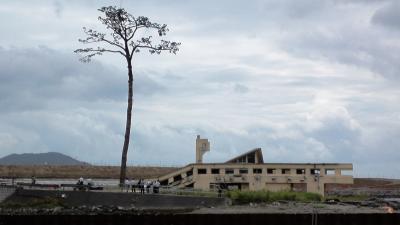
left=159, top=136, right=353, bottom=196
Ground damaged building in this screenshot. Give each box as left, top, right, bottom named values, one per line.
left=158, top=135, right=353, bottom=196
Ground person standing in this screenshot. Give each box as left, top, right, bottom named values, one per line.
left=131, top=179, right=137, bottom=193
left=139, top=179, right=145, bottom=195
left=31, top=176, right=36, bottom=185
left=217, top=184, right=223, bottom=198
left=78, top=177, right=84, bottom=185
left=125, top=178, right=130, bottom=192
left=143, top=181, right=147, bottom=194
left=146, top=180, right=151, bottom=194
left=153, top=180, right=160, bottom=194
left=76, top=177, right=85, bottom=191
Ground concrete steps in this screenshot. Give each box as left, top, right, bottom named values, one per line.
left=158, top=165, right=194, bottom=185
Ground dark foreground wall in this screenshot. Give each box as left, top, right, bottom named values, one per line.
left=9, top=189, right=226, bottom=208
left=1, top=213, right=399, bottom=225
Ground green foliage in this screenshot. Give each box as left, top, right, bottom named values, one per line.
left=296, top=192, right=323, bottom=202
left=227, top=190, right=322, bottom=204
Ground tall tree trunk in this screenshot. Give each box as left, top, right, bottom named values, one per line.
left=119, top=60, right=133, bottom=185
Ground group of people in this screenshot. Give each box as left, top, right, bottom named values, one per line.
left=76, top=177, right=84, bottom=185
left=72, top=177, right=161, bottom=193
left=124, top=179, right=160, bottom=194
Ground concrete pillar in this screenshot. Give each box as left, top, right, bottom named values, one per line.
left=196, top=135, right=210, bottom=163
left=306, top=176, right=325, bottom=196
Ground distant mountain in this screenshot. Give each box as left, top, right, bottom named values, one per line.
left=0, top=152, right=90, bottom=166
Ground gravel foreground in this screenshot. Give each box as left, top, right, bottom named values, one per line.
left=1, top=201, right=398, bottom=215
left=191, top=202, right=393, bottom=214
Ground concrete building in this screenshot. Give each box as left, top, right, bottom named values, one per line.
left=159, top=136, right=353, bottom=196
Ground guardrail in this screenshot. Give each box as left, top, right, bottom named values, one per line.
left=16, top=182, right=60, bottom=189
left=60, top=184, right=104, bottom=191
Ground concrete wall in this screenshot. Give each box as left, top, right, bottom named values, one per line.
left=8, top=189, right=226, bottom=208
left=264, top=184, right=291, bottom=192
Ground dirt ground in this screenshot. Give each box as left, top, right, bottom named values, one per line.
left=353, top=178, right=400, bottom=189
left=0, top=165, right=177, bottom=179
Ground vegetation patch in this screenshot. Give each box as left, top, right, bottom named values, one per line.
left=226, top=190, right=322, bottom=204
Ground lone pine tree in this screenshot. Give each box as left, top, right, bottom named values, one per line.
left=75, top=6, right=180, bottom=185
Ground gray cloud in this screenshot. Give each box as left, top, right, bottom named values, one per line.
left=279, top=10, right=400, bottom=80
left=0, top=47, right=122, bottom=107
left=53, top=0, right=64, bottom=17
left=233, top=84, right=250, bottom=94
left=0, top=46, right=170, bottom=164
left=371, top=1, right=400, bottom=30
left=0, top=46, right=167, bottom=113
left=134, top=72, right=166, bottom=96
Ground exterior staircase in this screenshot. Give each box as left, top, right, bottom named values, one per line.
left=158, top=164, right=195, bottom=188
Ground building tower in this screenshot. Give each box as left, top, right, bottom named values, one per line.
left=196, top=135, right=210, bottom=163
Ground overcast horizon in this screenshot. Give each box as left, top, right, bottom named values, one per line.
left=1, top=0, right=400, bottom=178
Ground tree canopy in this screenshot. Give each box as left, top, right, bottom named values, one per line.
left=75, top=6, right=180, bottom=62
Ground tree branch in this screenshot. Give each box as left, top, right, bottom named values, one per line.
left=102, top=38, right=125, bottom=51
left=74, top=47, right=126, bottom=62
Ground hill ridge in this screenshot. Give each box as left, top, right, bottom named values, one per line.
left=0, top=152, right=89, bottom=166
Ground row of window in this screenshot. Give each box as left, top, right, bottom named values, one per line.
left=197, top=168, right=334, bottom=175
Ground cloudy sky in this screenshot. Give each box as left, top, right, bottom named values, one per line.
left=0, top=0, right=399, bottom=177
